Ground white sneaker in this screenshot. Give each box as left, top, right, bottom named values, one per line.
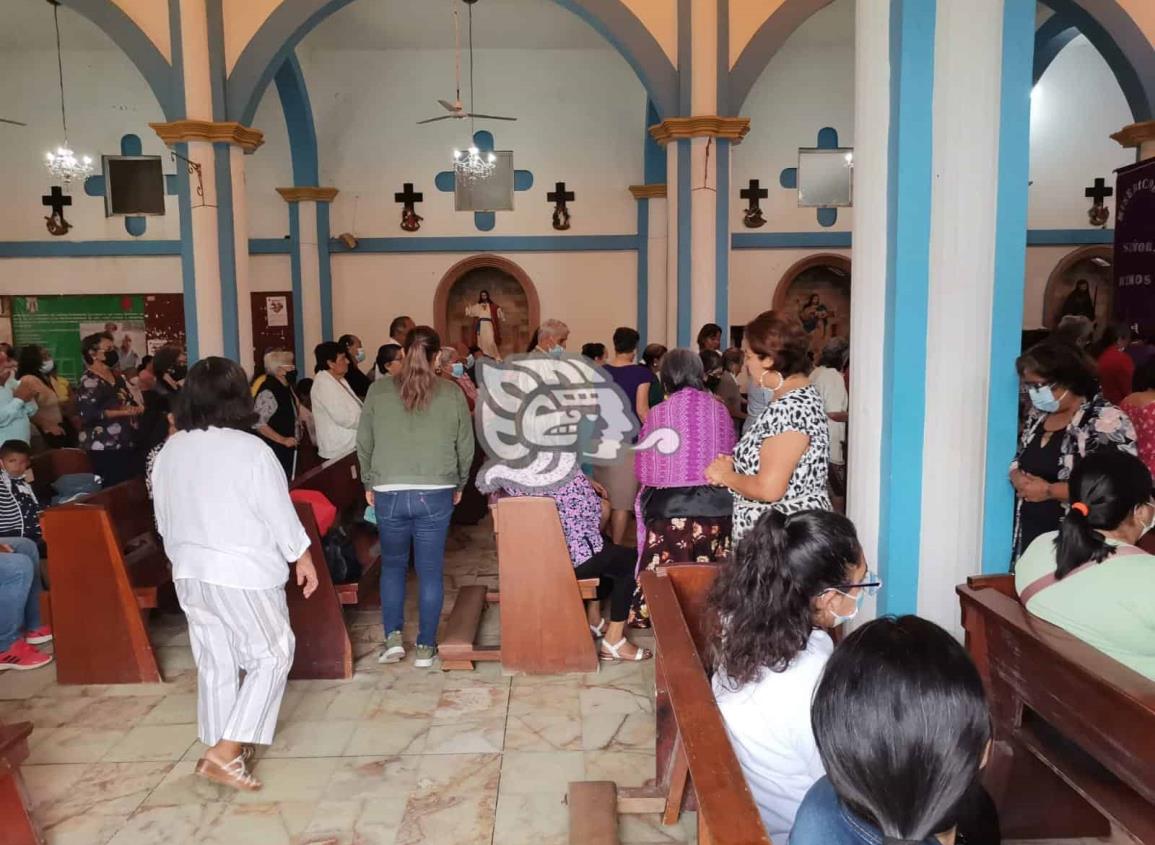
left=413, top=645, right=438, bottom=668
left=379, top=631, right=405, bottom=664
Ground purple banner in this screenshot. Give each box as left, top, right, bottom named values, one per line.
left=1114, top=158, right=1155, bottom=334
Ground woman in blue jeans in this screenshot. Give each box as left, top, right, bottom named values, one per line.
left=357, top=326, right=474, bottom=668
left=0, top=537, right=52, bottom=670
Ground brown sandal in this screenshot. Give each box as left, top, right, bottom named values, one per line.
left=195, top=754, right=262, bottom=791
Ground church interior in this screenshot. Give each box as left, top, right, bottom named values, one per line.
left=1, top=0, right=1154, bottom=843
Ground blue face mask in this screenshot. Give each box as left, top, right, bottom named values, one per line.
left=451, top=362, right=465, bottom=378
left=828, top=589, right=867, bottom=626
left=548, top=345, right=565, bottom=359
left=1028, top=384, right=1064, bottom=414
left=355, top=349, right=365, bottom=363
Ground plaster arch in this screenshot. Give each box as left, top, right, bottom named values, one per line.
left=433, top=255, right=542, bottom=356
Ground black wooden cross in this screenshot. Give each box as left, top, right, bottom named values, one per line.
left=1085, top=177, right=1114, bottom=227
left=740, top=179, right=768, bottom=228
left=394, top=182, right=424, bottom=232
left=42, top=186, right=73, bottom=237
left=548, top=182, right=574, bottom=231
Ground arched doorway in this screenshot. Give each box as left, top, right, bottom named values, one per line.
left=1041, top=245, right=1114, bottom=331
left=772, top=253, right=852, bottom=358
left=433, top=255, right=541, bottom=357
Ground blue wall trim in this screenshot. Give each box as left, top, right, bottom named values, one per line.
left=250, top=239, right=293, bottom=254
left=174, top=144, right=198, bottom=360
left=715, top=139, right=730, bottom=334
left=878, top=0, right=936, bottom=617
left=636, top=199, right=650, bottom=348
left=327, top=235, right=639, bottom=254
left=62, top=0, right=177, bottom=120
left=288, top=203, right=305, bottom=366
left=676, top=139, right=692, bottom=345
left=677, top=0, right=692, bottom=115
left=316, top=202, right=334, bottom=342
left=205, top=0, right=227, bottom=121
left=1033, top=13, right=1079, bottom=85
left=983, top=0, right=1035, bottom=574
left=274, top=53, right=320, bottom=187
left=644, top=101, right=666, bottom=185
left=167, top=0, right=186, bottom=118
left=0, top=241, right=181, bottom=258
left=732, top=231, right=852, bottom=249
left=1027, top=228, right=1113, bottom=245
left=229, top=0, right=677, bottom=124
left=213, top=144, right=239, bottom=361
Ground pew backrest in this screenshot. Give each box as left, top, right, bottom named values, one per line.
left=291, top=452, right=363, bottom=515
left=31, top=447, right=92, bottom=503
left=285, top=500, right=352, bottom=679
left=78, top=478, right=156, bottom=547
left=958, top=578, right=1155, bottom=829
left=642, top=566, right=770, bottom=845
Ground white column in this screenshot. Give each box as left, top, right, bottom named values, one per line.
left=185, top=140, right=224, bottom=358
left=688, top=0, right=718, bottom=338
left=665, top=144, right=681, bottom=345
left=297, top=201, right=323, bottom=357
left=648, top=195, right=670, bottom=346
left=847, top=0, right=891, bottom=595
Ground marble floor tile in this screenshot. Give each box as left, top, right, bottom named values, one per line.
left=263, top=719, right=359, bottom=759
left=288, top=686, right=377, bottom=721
left=345, top=714, right=431, bottom=756
left=102, top=724, right=197, bottom=762
left=26, top=726, right=131, bottom=764
left=138, top=693, right=198, bottom=726
left=493, top=792, right=571, bottom=845
left=431, top=684, right=509, bottom=722
left=105, top=804, right=223, bottom=845
left=298, top=797, right=409, bottom=845
left=141, top=760, right=239, bottom=807
left=68, top=695, right=164, bottom=730
left=0, top=665, right=59, bottom=699
left=504, top=709, right=584, bottom=752
left=33, top=761, right=174, bottom=823
left=395, top=754, right=501, bottom=845
left=620, top=811, right=698, bottom=843
left=583, top=750, right=658, bottom=789
left=498, top=750, right=585, bottom=797
left=582, top=710, right=657, bottom=752
left=322, top=755, right=421, bottom=802
left=40, top=809, right=136, bottom=845
left=423, top=715, right=507, bottom=754
left=580, top=683, right=654, bottom=718
left=232, top=756, right=341, bottom=804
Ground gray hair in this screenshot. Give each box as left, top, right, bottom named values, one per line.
left=818, top=337, right=849, bottom=369
left=660, top=348, right=706, bottom=394
left=263, top=349, right=294, bottom=376
left=1055, top=315, right=1094, bottom=348
left=537, top=318, right=570, bottom=344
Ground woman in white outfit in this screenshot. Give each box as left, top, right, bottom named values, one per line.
left=311, top=340, right=363, bottom=460
left=151, top=357, right=319, bottom=791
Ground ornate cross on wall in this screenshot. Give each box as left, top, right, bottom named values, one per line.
left=779, top=127, right=844, bottom=228
left=1085, top=177, right=1114, bottom=227
left=394, top=182, right=424, bottom=232
left=434, top=130, right=534, bottom=232
left=547, top=182, right=574, bottom=230
left=84, top=134, right=178, bottom=237
left=42, top=186, right=72, bottom=236
left=739, top=179, right=768, bottom=228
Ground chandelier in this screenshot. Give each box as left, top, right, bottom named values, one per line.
left=453, top=146, right=495, bottom=181
left=44, top=1, right=92, bottom=186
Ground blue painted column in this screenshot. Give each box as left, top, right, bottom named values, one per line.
left=278, top=188, right=339, bottom=365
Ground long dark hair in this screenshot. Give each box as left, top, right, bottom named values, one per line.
left=1056, top=450, right=1152, bottom=577
left=709, top=509, right=861, bottom=685
left=812, top=616, right=990, bottom=844
left=173, top=357, right=257, bottom=432
left=15, top=344, right=48, bottom=385
left=398, top=326, right=440, bottom=412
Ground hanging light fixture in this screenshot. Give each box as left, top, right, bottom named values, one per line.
left=43, top=0, right=92, bottom=187
left=452, top=1, right=495, bottom=182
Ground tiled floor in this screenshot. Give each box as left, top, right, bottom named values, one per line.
left=0, top=517, right=684, bottom=845
left=0, top=517, right=1127, bottom=845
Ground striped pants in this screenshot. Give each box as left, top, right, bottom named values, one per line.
left=175, top=579, right=295, bottom=747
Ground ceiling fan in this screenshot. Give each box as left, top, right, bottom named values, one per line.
left=417, top=0, right=516, bottom=125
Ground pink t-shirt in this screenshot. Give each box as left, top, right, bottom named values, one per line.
left=1125, top=400, right=1155, bottom=479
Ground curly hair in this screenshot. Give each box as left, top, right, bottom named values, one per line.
left=709, top=509, right=862, bottom=686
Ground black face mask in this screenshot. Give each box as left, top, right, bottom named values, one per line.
left=171, top=365, right=188, bottom=381
left=103, top=349, right=119, bottom=368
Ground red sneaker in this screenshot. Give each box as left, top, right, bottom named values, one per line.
left=0, top=640, right=53, bottom=671
left=24, top=625, right=52, bottom=645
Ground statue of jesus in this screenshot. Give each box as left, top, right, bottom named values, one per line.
left=466, top=290, right=504, bottom=360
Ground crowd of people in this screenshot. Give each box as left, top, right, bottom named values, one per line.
left=1, top=303, right=1150, bottom=838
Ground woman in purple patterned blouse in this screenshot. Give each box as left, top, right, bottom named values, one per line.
left=505, top=470, right=652, bottom=662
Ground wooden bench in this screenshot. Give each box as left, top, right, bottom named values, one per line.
left=958, top=574, right=1155, bottom=843
left=286, top=500, right=352, bottom=680
left=440, top=496, right=600, bottom=673
left=30, top=447, right=92, bottom=504
left=40, top=478, right=169, bottom=684
left=568, top=565, right=770, bottom=845
left=0, top=720, right=42, bottom=845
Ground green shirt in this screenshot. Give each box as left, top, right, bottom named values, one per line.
left=356, top=377, right=475, bottom=491
left=1014, top=530, right=1155, bottom=680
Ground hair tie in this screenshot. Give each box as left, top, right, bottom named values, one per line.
left=1070, top=502, right=1090, bottom=516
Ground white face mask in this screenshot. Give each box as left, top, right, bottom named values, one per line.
left=40, top=359, right=54, bottom=375
left=1140, top=502, right=1155, bottom=536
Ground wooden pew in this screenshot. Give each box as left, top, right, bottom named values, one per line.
left=568, top=565, right=770, bottom=845
left=286, top=500, right=352, bottom=680
left=0, top=720, right=42, bottom=845
left=958, top=574, right=1155, bottom=842
left=30, top=447, right=91, bottom=504
left=40, top=478, right=168, bottom=684
left=440, top=496, right=599, bottom=673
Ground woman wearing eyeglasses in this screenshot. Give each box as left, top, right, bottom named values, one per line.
left=708, top=508, right=878, bottom=842
left=1010, top=341, right=1136, bottom=564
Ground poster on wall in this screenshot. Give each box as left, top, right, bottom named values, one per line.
left=265, top=295, right=289, bottom=328
left=1113, top=158, right=1155, bottom=334
left=13, top=295, right=147, bottom=382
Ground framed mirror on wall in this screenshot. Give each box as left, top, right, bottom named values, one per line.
left=797, top=148, right=854, bottom=208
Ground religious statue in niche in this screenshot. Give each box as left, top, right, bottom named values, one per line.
left=548, top=182, right=574, bottom=231
left=42, top=186, right=73, bottom=236
left=1060, top=278, right=1098, bottom=322
left=394, top=183, right=424, bottom=232
left=1086, top=177, right=1113, bottom=228
left=466, top=290, right=505, bottom=360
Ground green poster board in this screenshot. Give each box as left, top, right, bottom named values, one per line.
left=12, top=295, right=146, bottom=383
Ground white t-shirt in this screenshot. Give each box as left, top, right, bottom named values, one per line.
left=151, top=427, right=311, bottom=589
left=810, top=366, right=848, bottom=465
left=311, top=370, right=363, bottom=460
left=712, top=628, right=832, bottom=842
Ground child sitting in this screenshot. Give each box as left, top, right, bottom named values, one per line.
left=0, top=441, right=43, bottom=550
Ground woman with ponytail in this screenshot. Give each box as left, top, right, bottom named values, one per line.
left=709, top=508, right=875, bottom=841
left=792, top=616, right=995, bottom=845
left=356, top=326, right=475, bottom=669
left=1014, top=449, right=1155, bottom=679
